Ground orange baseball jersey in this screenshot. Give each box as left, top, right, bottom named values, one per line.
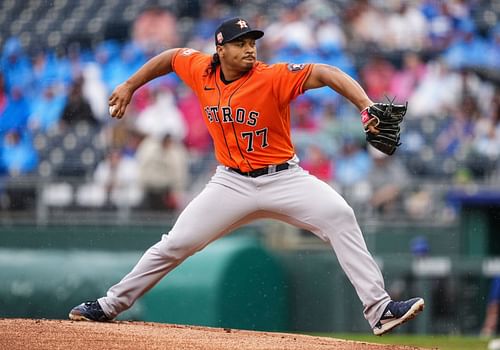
left=172, top=48, right=313, bottom=172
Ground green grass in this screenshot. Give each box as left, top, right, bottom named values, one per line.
left=310, top=333, right=489, bottom=350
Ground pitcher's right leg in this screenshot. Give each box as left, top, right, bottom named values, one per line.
left=71, top=167, right=259, bottom=320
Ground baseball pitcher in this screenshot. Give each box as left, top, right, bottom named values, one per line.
left=69, top=17, right=423, bottom=336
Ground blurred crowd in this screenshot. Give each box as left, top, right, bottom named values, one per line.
left=0, top=0, right=499, bottom=217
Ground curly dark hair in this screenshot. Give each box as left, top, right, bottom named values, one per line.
left=208, top=53, right=220, bottom=76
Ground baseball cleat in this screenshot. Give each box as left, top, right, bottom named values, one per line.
left=69, top=300, right=110, bottom=322
left=372, top=297, right=424, bottom=336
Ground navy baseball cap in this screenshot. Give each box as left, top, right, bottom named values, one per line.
left=215, top=18, right=264, bottom=45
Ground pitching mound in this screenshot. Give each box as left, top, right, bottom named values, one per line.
left=0, top=318, right=428, bottom=350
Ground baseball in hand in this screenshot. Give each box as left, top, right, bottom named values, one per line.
left=109, top=105, right=117, bottom=116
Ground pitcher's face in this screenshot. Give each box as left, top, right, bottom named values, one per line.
left=217, top=36, right=257, bottom=73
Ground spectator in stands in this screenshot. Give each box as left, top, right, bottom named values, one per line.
left=136, top=133, right=189, bottom=211
left=300, top=144, right=334, bottom=184
left=315, top=41, right=356, bottom=79
left=122, top=128, right=146, bottom=158
left=366, top=146, right=410, bottom=216
left=435, top=94, right=479, bottom=157
left=82, top=63, right=109, bottom=122
left=419, top=0, right=456, bottom=51
left=0, top=73, right=7, bottom=116
left=76, top=148, right=142, bottom=208
left=66, top=42, right=85, bottom=83
left=187, top=0, right=225, bottom=53
left=54, top=47, right=75, bottom=88
left=312, top=103, right=362, bottom=159
left=305, top=42, right=356, bottom=106
left=485, top=25, right=500, bottom=69
left=334, top=136, right=372, bottom=188
left=31, top=48, right=74, bottom=94
left=0, top=37, right=33, bottom=97
left=106, top=121, right=145, bottom=159
left=409, top=59, right=462, bottom=118
left=383, top=1, right=428, bottom=51
left=467, top=90, right=500, bottom=179
left=360, top=55, right=396, bottom=101
left=134, top=83, right=186, bottom=141
left=177, top=88, right=212, bottom=156
left=94, top=40, right=122, bottom=93
left=60, top=77, right=99, bottom=128
left=32, top=50, right=54, bottom=93
left=315, top=16, right=346, bottom=55
left=443, top=19, right=489, bottom=69
left=264, top=6, right=315, bottom=53
left=0, top=128, right=38, bottom=176
left=271, top=42, right=312, bottom=66
left=473, top=90, right=500, bottom=159
left=389, top=52, right=427, bottom=103
left=132, top=7, right=179, bottom=54
left=177, top=86, right=215, bottom=180
left=344, top=0, right=386, bottom=47
left=317, top=102, right=342, bottom=141
left=314, top=102, right=346, bottom=154
left=106, top=42, right=146, bottom=94
left=28, top=81, right=66, bottom=131
left=0, top=85, right=30, bottom=135
left=291, top=95, right=317, bottom=132
left=0, top=128, right=38, bottom=210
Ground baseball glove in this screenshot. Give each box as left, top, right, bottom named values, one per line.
left=361, top=101, right=407, bottom=155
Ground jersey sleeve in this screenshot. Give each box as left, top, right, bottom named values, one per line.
left=271, top=63, right=313, bottom=106
left=171, top=48, right=211, bottom=91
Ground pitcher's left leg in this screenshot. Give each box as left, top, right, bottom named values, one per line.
left=258, top=168, right=390, bottom=327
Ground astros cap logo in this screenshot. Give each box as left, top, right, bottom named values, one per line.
left=236, top=19, right=248, bottom=29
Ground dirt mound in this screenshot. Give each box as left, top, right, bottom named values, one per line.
left=0, top=318, right=428, bottom=350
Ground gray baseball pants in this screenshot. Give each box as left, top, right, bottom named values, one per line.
left=98, top=165, right=391, bottom=328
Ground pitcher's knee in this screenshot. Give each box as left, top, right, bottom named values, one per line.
left=331, top=203, right=358, bottom=228
left=154, top=235, right=197, bottom=263
left=341, top=203, right=356, bottom=220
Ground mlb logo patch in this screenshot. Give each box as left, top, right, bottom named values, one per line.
left=181, top=48, right=198, bottom=56
left=287, top=63, right=305, bottom=71
left=217, top=32, right=224, bottom=44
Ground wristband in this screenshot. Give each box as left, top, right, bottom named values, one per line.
left=360, top=107, right=371, bottom=125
